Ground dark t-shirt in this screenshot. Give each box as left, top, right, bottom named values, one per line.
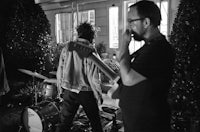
left=119, top=35, right=174, bottom=132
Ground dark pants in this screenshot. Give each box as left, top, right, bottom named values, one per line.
left=56, top=90, right=103, bottom=132
left=119, top=82, right=171, bottom=132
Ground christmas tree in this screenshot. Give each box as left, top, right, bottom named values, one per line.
left=169, top=0, right=200, bottom=131
left=4, top=0, right=55, bottom=80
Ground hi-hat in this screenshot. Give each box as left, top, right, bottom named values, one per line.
left=44, top=78, right=57, bottom=84
left=18, top=69, right=48, bottom=80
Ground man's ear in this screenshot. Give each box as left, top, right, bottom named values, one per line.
left=144, top=17, right=151, bottom=28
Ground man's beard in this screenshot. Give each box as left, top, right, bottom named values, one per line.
left=132, top=31, right=143, bottom=41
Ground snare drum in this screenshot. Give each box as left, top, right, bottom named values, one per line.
left=42, top=83, right=58, bottom=100
left=21, top=101, right=60, bottom=132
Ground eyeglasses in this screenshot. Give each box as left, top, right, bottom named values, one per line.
left=128, top=18, right=145, bottom=23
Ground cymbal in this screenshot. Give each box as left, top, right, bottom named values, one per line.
left=44, top=78, right=57, bottom=84
left=18, top=69, right=48, bottom=80
left=49, top=71, right=57, bottom=75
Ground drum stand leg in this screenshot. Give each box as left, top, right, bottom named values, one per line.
left=17, top=125, right=23, bottom=132
left=32, top=76, right=38, bottom=105
left=17, top=125, right=27, bottom=132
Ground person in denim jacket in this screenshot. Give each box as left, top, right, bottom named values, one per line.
left=56, top=22, right=103, bottom=132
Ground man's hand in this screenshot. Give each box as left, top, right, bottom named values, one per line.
left=117, top=29, right=132, bottom=61
left=122, top=29, right=132, bottom=47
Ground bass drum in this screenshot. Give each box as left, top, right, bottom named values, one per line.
left=21, top=101, right=60, bottom=132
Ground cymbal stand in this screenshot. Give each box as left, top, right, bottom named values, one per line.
left=32, top=76, right=38, bottom=105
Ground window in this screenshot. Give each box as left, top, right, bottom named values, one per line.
left=109, top=6, right=119, bottom=49
left=157, top=1, right=168, bottom=37
left=55, top=10, right=95, bottom=43
left=55, top=13, right=72, bottom=43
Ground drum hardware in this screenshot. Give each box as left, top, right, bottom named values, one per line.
left=18, top=125, right=23, bottom=132
left=18, top=69, right=48, bottom=105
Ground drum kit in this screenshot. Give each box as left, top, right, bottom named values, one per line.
left=18, top=69, right=58, bottom=103
left=18, top=69, right=60, bottom=132
left=17, top=69, right=123, bottom=132
left=17, top=69, right=98, bottom=132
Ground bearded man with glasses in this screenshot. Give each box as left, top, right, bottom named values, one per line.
left=116, top=0, right=175, bottom=132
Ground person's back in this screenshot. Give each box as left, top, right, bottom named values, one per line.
left=56, top=22, right=103, bottom=132
left=57, top=38, right=101, bottom=99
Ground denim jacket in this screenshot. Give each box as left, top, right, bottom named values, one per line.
left=57, top=38, right=102, bottom=102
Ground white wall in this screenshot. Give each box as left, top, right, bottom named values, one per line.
left=39, top=0, right=180, bottom=56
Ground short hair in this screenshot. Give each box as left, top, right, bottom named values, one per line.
left=76, top=22, right=95, bottom=43
left=130, top=0, right=161, bottom=27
